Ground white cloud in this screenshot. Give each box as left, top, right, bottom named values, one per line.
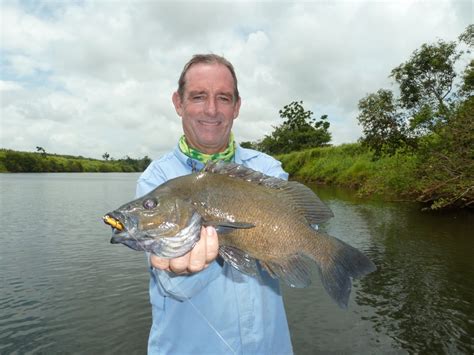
left=0, top=0, right=471, bottom=159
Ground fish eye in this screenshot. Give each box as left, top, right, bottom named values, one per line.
left=143, top=198, right=158, bottom=210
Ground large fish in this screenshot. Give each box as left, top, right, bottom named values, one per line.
left=103, top=161, right=376, bottom=308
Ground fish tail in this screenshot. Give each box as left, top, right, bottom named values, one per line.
left=306, top=232, right=376, bottom=309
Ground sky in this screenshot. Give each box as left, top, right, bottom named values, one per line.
left=1, top=0, right=472, bottom=160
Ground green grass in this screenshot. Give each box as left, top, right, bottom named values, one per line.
left=278, top=143, right=423, bottom=201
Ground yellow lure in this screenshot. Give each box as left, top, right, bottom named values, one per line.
left=103, top=215, right=124, bottom=231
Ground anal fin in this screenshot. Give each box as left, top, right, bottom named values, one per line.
left=260, top=254, right=313, bottom=288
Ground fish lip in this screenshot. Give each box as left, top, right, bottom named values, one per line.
left=104, top=211, right=138, bottom=237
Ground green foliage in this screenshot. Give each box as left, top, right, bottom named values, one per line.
left=278, top=144, right=423, bottom=203
left=353, top=26, right=473, bottom=209
left=459, top=24, right=473, bottom=47
left=0, top=149, right=152, bottom=173
left=390, top=39, right=460, bottom=128
left=278, top=144, right=376, bottom=187
left=36, top=146, right=46, bottom=156
left=240, top=141, right=255, bottom=149
left=357, top=89, right=412, bottom=158
left=358, top=27, right=471, bottom=157
left=416, top=97, right=474, bottom=209
left=256, top=101, right=331, bottom=154
left=459, top=59, right=474, bottom=97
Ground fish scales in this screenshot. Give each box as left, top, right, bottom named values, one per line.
left=103, top=161, right=376, bottom=308
left=174, top=172, right=313, bottom=261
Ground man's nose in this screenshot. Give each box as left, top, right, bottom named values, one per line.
left=204, top=98, right=217, bottom=117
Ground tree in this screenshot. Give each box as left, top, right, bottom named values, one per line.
left=417, top=96, right=474, bottom=209
left=459, top=59, right=474, bottom=97
left=357, top=89, right=411, bottom=157
left=140, top=155, right=152, bottom=171
left=356, top=26, right=474, bottom=208
left=358, top=26, right=472, bottom=157
left=240, top=141, right=255, bottom=149
left=390, top=39, right=461, bottom=132
left=102, top=152, right=110, bottom=161
left=458, top=24, right=473, bottom=47
left=36, top=146, right=46, bottom=156
left=257, top=101, right=331, bottom=154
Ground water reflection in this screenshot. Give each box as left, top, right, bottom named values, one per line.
left=288, top=184, right=474, bottom=354
left=354, top=203, right=474, bottom=354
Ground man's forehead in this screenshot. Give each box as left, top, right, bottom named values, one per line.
left=185, top=63, right=234, bottom=85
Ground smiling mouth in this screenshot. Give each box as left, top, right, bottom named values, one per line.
left=198, top=120, right=221, bottom=126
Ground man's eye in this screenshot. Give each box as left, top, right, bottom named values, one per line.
left=218, top=96, right=231, bottom=103
left=192, top=95, right=205, bottom=101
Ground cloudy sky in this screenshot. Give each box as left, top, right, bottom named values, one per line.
left=1, top=0, right=472, bottom=160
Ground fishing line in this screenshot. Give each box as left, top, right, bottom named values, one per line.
left=171, top=281, right=237, bottom=355
left=145, top=255, right=237, bottom=355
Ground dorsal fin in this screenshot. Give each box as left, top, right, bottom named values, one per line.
left=203, top=161, right=334, bottom=224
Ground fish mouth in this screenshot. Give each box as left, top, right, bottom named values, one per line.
left=102, top=212, right=126, bottom=234
left=103, top=212, right=138, bottom=240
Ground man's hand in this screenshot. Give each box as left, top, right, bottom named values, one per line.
left=150, top=226, right=219, bottom=274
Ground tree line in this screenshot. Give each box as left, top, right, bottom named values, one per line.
left=0, top=149, right=152, bottom=173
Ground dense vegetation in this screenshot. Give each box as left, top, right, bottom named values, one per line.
left=241, top=101, right=331, bottom=154
left=249, top=26, right=473, bottom=210
left=0, top=149, right=151, bottom=173
left=277, top=137, right=471, bottom=210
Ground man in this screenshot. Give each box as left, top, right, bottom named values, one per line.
left=136, top=54, right=293, bottom=354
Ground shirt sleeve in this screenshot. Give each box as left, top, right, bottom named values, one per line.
left=264, top=160, right=289, bottom=181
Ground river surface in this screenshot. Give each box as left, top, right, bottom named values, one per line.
left=0, top=173, right=473, bottom=354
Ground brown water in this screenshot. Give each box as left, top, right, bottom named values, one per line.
left=0, top=174, right=473, bottom=354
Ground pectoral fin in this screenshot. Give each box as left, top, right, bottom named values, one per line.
left=218, top=245, right=259, bottom=276
left=203, top=220, right=255, bottom=235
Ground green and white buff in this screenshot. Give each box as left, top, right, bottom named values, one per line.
left=178, top=133, right=236, bottom=163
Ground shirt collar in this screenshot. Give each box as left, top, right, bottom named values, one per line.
left=234, top=145, right=259, bottom=164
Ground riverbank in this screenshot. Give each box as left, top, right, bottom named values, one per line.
left=277, top=143, right=473, bottom=210
left=0, top=149, right=150, bottom=173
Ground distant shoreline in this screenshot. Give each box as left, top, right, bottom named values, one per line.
left=0, top=149, right=151, bottom=173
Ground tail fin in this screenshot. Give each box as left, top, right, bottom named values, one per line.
left=310, top=233, right=376, bottom=308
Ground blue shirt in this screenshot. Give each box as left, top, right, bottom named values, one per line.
left=136, top=145, right=293, bottom=355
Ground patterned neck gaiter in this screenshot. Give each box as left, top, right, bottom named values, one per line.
left=178, top=133, right=236, bottom=163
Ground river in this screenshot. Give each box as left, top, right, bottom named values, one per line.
left=0, top=173, right=472, bottom=354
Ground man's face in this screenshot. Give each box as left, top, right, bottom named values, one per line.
left=172, top=63, right=241, bottom=154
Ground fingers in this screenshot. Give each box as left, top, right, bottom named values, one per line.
left=150, top=253, right=191, bottom=274
left=150, top=254, right=170, bottom=271
left=187, top=227, right=208, bottom=273
left=150, top=226, right=220, bottom=274
left=169, top=253, right=191, bottom=274
left=205, top=226, right=219, bottom=263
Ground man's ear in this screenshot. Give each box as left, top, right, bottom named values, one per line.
left=172, top=92, right=183, bottom=117
left=233, top=97, right=241, bottom=119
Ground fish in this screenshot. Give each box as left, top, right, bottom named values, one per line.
left=103, top=161, right=376, bottom=308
